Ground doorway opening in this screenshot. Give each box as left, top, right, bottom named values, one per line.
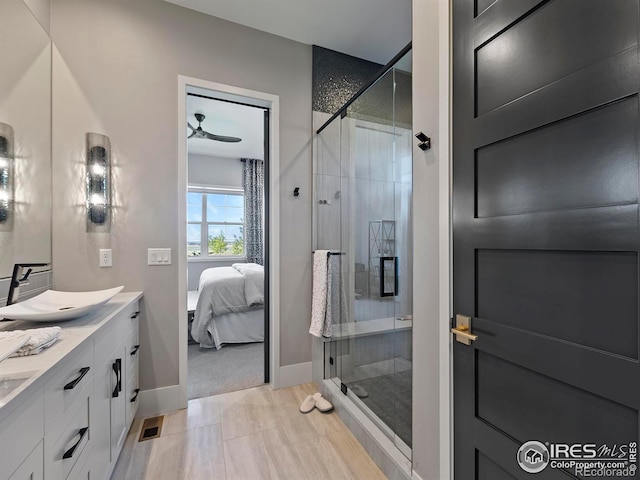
left=177, top=78, right=280, bottom=403
left=186, top=95, right=267, bottom=399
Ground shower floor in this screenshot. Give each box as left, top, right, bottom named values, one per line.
left=349, top=368, right=412, bottom=448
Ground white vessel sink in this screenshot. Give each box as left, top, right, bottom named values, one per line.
left=0, top=286, right=124, bottom=322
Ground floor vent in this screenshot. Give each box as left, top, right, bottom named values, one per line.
left=138, top=415, right=164, bottom=442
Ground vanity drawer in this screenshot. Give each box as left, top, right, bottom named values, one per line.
left=0, top=393, right=44, bottom=480
left=128, top=300, right=140, bottom=320
left=123, top=301, right=140, bottom=334
left=126, top=368, right=139, bottom=425
left=126, top=327, right=139, bottom=377
left=66, top=443, right=92, bottom=480
left=95, top=313, right=128, bottom=367
left=44, top=379, right=92, bottom=480
left=44, top=342, right=94, bottom=432
left=8, top=440, right=43, bottom=480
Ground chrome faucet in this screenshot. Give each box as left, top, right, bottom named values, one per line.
left=6, top=263, right=49, bottom=306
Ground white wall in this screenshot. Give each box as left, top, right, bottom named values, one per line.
left=411, top=0, right=450, bottom=479
left=188, top=154, right=242, bottom=188
left=23, top=0, right=50, bottom=33
left=51, top=0, right=313, bottom=392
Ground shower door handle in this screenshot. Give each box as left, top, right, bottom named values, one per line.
left=380, top=256, right=399, bottom=297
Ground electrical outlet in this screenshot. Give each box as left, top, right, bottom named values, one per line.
left=99, top=249, right=112, bottom=267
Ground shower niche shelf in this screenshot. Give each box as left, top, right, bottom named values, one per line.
left=368, top=220, right=395, bottom=298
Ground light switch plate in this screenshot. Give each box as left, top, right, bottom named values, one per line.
left=148, top=248, right=171, bottom=266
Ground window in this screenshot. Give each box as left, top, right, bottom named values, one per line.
left=187, top=188, right=244, bottom=258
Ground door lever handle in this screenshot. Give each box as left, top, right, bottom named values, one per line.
left=451, top=314, right=477, bottom=345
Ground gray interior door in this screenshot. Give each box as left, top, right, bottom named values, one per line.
left=453, top=1, right=640, bottom=478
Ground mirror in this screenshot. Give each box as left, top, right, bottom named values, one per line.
left=0, top=0, right=52, bottom=279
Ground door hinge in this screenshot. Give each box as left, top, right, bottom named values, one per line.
left=341, top=383, right=348, bottom=395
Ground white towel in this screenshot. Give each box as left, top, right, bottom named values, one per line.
left=310, top=250, right=330, bottom=337
left=6, top=327, right=61, bottom=357
left=326, top=254, right=348, bottom=329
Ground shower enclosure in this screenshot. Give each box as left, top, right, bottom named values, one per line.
left=314, top=48, right=413, bottom=458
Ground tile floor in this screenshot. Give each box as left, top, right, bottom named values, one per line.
left=112, top=382, right=387, bottom=479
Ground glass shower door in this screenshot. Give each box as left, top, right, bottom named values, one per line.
left=391, top=56, right=413, bottom=456
left=331, top=56, right=413, bottom=456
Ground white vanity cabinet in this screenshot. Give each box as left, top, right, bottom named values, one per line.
left=92, top=303, right=140, bottom=480
left=0, top=292, right=142, bottom=480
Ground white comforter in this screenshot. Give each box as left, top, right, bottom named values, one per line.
left=232, top=263, right=264, bottom=306
left=191, top=264, right=264, bottom=348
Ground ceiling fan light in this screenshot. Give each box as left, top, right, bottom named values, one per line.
left=188, top=113, right=242, bottom=143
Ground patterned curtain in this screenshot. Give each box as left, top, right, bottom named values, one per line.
left=242, top=159, right=264, bottom=265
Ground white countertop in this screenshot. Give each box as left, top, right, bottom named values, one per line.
left=0, top=291, right=142, bottom=425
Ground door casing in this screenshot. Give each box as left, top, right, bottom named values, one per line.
left=410, top=0, right=452, bottom=478
left=177, top=76, right=281, bottom=406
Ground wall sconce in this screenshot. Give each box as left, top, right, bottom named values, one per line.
left=86, top=133, right=111, bottom=232
left=0, top=123, right=14, bottom=227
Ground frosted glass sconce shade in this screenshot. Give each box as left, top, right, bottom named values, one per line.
left=0, top=123, right=14, bottom=226
left=86, top=133, right=111, bottom=231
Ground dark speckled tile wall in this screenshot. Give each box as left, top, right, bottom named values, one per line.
left=312, top=45, right=382, bottom=115
left=312, top=45, right=412, bottom=128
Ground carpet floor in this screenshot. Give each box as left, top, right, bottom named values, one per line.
left=349, top=369, right=412, bottom=448
left=188, top=342, right=265, bottom=400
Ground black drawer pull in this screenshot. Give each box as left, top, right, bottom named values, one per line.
left=130, top=345, right=140, bottom=356
left=130, top=388, right=140, bottom=403
left=62, top=427, right=89, bottom=460
left=130, top=311, right=140, bottom=319
left=64, top=367, right=91, bottom=390
left=112, top=358, right=122, bottom=398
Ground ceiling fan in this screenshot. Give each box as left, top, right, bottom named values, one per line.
left=188, top=113, right=242, bottom=143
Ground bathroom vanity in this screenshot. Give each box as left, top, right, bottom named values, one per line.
left=0, top=292, right=142, bottom=480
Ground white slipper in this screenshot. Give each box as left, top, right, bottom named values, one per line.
left=313, top=392, right=333, bottom=413
left=349, top=384, right=369, bottom=398
left=299, top=394, right=316, bottom=413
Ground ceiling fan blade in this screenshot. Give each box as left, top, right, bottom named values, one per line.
left=187, top=122, right=196, bottom=132
left=188, top=131, right=197, bottom=139
left=204, top=131, right=242, bottom=143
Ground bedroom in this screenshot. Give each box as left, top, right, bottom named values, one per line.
left=185, top=93, right=267, bottom=400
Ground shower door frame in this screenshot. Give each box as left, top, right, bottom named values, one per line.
left=315, top=46, right=414, bottom=459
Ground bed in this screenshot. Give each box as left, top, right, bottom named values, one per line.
left=191, top=263, right=264, bottom=349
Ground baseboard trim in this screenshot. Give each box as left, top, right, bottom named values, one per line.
left=412, top=471, right=426, bottom=480
left=277, top=361, right=312, bottom=389
left=138, top=362, right=312, bottom=415
left=136, top=385, right=183, bottom=418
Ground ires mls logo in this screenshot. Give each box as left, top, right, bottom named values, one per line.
left=517, top=441, right=550, bottom=473
left=517, top=440, right=638, bottom=476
